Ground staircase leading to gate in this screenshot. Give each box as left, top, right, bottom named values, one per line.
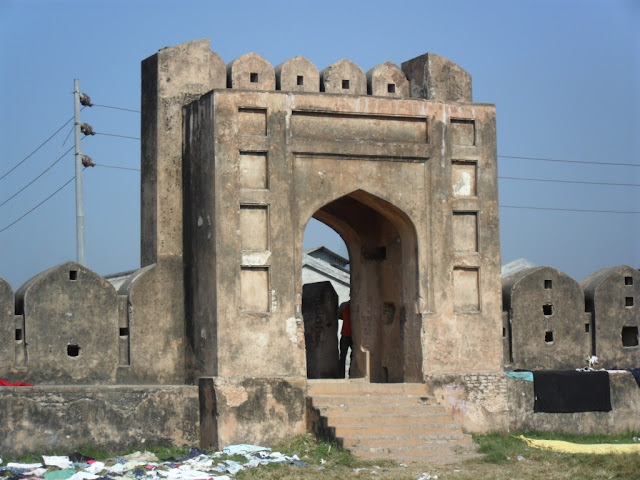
left=307, top=380, right=483, bottom=464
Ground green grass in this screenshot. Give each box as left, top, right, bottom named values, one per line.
left=3, top=432, right=640, bottom=480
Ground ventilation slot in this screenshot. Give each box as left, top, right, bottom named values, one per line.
left=342, top=79, right=350, bottom=89
left=69, top=270, right=78, bottom=280
left=250, top=72, right=259, bottom=83
left=387, top=83, right=396, bottom=93
left=542, top=304, right=554, bottom=316
left=297, top=75, right=304, bottom=86
left=67, top=344, right=81, bottom=357
left=544, top=279, right=552, bottom=289
left=545, top=331, right=554, bottom=343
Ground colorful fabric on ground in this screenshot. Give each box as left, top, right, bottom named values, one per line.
left=519, top=435, right=640, bottom=454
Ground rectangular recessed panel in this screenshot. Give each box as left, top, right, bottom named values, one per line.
left=450, top=118, right=475, bottom=146
left=238, top=108, right=267, bottom=136
left=453, top=212, right=478, bottom=252
left=240, top=267, right=270, bottom=312
left=453, top=267, right=479, bottom=312
left=240, top=205, right=268, bottom=251
left=291, top=111, right=427, bottom=143
left=239, top=152, right=268, bottom=189
left=452, top=161, right=477, bottom=197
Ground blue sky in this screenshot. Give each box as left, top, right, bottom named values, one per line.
left=0, top=0, right=638, bottom=289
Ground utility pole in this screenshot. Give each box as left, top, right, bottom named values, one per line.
left=73, top=78, right=86, bottom=266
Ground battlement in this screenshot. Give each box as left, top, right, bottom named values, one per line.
left=150, top=38, right=472, bottom=102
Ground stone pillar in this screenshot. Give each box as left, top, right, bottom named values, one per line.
left=141, top=38, right=225, bottom=265
left=401, top=52, right=472, bottom=102
left=140, top=39, right=225, bottom=383
left=302, top=282, right=340, bottom=379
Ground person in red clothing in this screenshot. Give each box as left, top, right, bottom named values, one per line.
left=338, top=301, right=352, bottom=378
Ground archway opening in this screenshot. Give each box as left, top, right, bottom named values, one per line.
left=301, top=190, right=422, bottom=383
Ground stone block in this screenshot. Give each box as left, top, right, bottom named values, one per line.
left=320, top=58, right=366, bottom=95
left=275, top=55, right=319, bottom=92
left=401, top=52, right=472, bottom=102
left=13, top=262, right=118, bottom=384
left=227, top=52, right=275, bottom=90
left=366, top=61, right=409, bottom=98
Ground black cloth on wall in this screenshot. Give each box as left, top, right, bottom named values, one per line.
left=533, top=370, right=611, bottom=413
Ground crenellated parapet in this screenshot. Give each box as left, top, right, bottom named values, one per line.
left=502, top=264, right=640, bottom=370
left=150, top=39, right=472, bottom=104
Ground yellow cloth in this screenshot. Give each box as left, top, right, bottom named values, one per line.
left=519, top=435, right=640, bottom=454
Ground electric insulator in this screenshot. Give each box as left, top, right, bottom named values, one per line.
left=81, top=155, right=95, bottom=168
left=80, top=123, right=95, bottom=136
left=79, top=93, right=93, bottom=107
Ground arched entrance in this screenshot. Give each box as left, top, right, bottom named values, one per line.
left=302, top=190, right=422, bottom=383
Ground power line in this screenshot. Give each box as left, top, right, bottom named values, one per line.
left=0, top=146, right=74, bottom=209
left=498, top=154, right=640, bottom=168
left=92, top=103, right=140, bottom=113
left=499, top=176, right=640, bottom=187
left=0, top=116, right=74, bottom=181
left=0, top=176, right=76, bottom=234
left=94, top=163, right=140, bottom=172
left=500, top=205, right=640, bottom=214
left=94, top=132, right=141, bottom=140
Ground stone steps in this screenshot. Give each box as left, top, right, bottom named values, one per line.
left=307, top=380, right=481, bottom=464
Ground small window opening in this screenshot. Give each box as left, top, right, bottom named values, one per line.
left=342, top=79, right=350, bottom=89
left=545, top=331, right=554, bottom=343
left=544, top=279, right=552, bottom=289
left=119, top=327, right=129, bottom=336
left=250, top=72, right=259, bottom=83
left=67, top=344, right=80, bottom=357
left=585, top=323, right=590, bottom=333
left=69, top=270, right=77, bottom=280
left=15, top=329, right=23, bottom=341
left=296, top=75, right=304, bottom=86
left=387, top=83, right=396, bottom=93
left=502, top=327, right=506, bottom=337
left=542, top=303, right=554, bottom=316
left=626, top=297, right=634, bottom=307
left=622, top=326, right=639, bottom=347
left=625, top=276, right=633, bottom=286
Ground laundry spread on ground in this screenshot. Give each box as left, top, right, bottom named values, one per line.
left=519, top=435, right=640, bottom=454
left=533, top=370, right=611, bottom=413
left=0, top=445, right=309, bottom=480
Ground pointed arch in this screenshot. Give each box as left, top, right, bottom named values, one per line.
left=300, top=189, right=423, bottom=382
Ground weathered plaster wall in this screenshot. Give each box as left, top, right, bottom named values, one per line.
left=508, top=373, right=640, bottom=434
left=199, top=377, right=306, bottom=449
left=424, top=373, right=510, bottom=433
left=0, top=385, right=198, bottom=455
